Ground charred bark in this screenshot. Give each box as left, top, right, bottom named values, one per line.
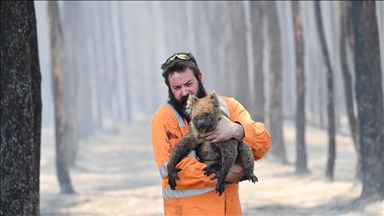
left=1, top=1, right=42, bottom=214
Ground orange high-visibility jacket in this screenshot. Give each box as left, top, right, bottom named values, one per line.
left=151, top=95, right=272, bottom=215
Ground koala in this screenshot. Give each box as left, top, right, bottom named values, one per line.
left=167, top=91, right=258, bottom=196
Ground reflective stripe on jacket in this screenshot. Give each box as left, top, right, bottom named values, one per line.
left=151, top=95, right=272, bottom=215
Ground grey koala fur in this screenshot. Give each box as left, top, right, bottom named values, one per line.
left=167, top=91, right=258, bottom=196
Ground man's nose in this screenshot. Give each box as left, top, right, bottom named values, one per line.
left=181, top=87, right=189, bottom=97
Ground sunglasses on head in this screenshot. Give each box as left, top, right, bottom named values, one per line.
left=164, top=54, right=191, bottom=66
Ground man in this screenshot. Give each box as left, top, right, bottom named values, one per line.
left=150, top=52, right=272, bottom=215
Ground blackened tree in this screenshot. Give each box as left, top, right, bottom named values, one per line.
left=1, top=1, right=42, bottom=214
left=351, top=1, right=384, bottom=201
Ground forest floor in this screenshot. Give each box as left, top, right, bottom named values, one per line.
left=39, top=120, right=383, bottom=216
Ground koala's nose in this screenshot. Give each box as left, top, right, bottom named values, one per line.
left=194, top=114, right=214, bottom=132
left=196, top=120, right=208, bottom=131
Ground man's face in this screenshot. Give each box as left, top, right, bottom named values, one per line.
left=168, top=67, right=201, bottom=100
left=167, top=68, right=206, bottom=121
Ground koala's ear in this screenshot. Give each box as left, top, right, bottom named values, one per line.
left=209, top=91, right=220, bottom=108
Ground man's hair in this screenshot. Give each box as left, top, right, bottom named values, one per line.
left=161, top=52, right=201, bottom=86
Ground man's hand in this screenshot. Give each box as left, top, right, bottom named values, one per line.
left=199, top=114, right=245, bottom=143
left=224, top=164, right=244, bottom=183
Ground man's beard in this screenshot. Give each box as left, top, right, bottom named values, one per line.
left=168, top=81, right=206, bottom=123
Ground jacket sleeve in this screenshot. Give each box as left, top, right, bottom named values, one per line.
left=224, top=97, right=272, bottom=160
left=151, top=106, right=217, bottom=189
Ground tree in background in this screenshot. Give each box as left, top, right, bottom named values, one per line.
left=350, top=1, right=384, bottom=201
left=264, top=1, right=287, bottom=164
left=339, top=1, right=361, bottom=181
left=62, top=1, right=79, bottom=167
left=47, top=1, right=75, bottom=194
left=314, top=1, right=336, bottom=181
left=74, top=1, right=97, bottom=140
left=250, top=1, right=265, bottom=123
left=1, top=1, right=42, bottom=214
left=221, top=1, right=251, bottom=109
left=115, top=1, right=132, bottom=124
left=205, top=1, right=224, bottom=95
left=292, top=1, right=309, bottom=174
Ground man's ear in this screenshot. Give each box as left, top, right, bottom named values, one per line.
left=198, top=73, right=204, bottom=85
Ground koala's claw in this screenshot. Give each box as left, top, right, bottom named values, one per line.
left=210, top=174, right=219, bottom=181
left=215, top=180, right=226, bottom=196
left=168, top=168, right=182, bottom=190
left=202, top=167, right=211, bottom=176
left=240, top=173, right=258, bottom=183
left=202, top=165, right=218, bottom=176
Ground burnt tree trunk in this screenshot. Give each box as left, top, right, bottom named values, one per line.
left=339, top=1, right=361, bottom=181
left=351, top=1, right=384, bottom=201
left=292, top=1, right=309, bottom=174
left=314, top=1, right=336, bottom=181
left=265, top=1, right=287, bottom=164
left=250, top=1, right=265, bottom=123
left=1, top=1, right=42, bottom=214
left=47, top=1, right=75, bottom=194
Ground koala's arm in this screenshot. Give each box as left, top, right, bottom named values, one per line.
left=151, top=108, right=218, bottom=189
left=222, top=97, right=272, bottom=160
left=168, top=130, right=200, bottom=168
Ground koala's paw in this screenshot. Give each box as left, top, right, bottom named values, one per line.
left=215, top=180, right=226, bottom=196
left=202, top=163, right=221, bottom=176
left=168, top=168, right=182, bottom=190
left=240, top=173, right=258, bottom=183
left=202, top=166, right=213, bottom=176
